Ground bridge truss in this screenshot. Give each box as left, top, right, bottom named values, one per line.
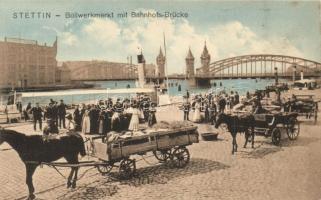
left=196, top=54, right=321, bottom=78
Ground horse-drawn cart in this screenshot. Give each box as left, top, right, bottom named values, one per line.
left=89, top=124, right=199, bottom=178
left=253, top=112, right=300, bottom=145
left=290, top=94, right=319, bottom=122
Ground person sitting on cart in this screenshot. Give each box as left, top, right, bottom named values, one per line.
left=252, top=98, right=268, bottom=114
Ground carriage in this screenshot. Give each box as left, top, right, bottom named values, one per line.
left=253, top=112, right=300, bottom=145
left=87, top=125, right=199, bottom=178
left=290, top=94, right=318, bottom=122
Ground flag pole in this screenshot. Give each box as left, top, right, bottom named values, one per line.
left=163, top=32, right=169, bottom=94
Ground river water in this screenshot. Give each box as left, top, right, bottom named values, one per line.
left=21, top=78, right=283, bottom=106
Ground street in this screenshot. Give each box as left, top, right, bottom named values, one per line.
left=1, top=104, right=321, bottom=200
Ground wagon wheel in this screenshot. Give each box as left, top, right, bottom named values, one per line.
left=153, top=149, right=172, bottom=162
left=119, top=158, right=136, bottom=179
left=287, top=118, right=300, bottom=140
left=171, top=147, right=190, bottom=168
left=271, top=127, right=281, bottom=146
left=97, top=162, right=113, bottom=175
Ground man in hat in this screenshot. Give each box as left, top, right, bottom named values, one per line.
left=57, top=100, right=67, bottom=129
left=218, top=96, right=226, bottom=113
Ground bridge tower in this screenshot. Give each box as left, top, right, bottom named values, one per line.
left=185, top=47, right=195, bottom=78
left=156, top=47, right=165, bottom=78
left=200, top=41, right=210, bottom=74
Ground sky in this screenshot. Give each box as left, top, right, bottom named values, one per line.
left=0, top=0, right=320, bottom=74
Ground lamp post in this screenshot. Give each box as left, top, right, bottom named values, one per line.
left=292, top=65, right=297, bottom=82
left=274, top=67, right=278, bottom=85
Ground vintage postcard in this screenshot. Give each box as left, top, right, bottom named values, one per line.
left=0, top=0, right=320, bottom=200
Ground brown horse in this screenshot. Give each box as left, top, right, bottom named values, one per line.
left=0, top=128, right=86, bottom=200
left=215, top=113, right=255, bottom=154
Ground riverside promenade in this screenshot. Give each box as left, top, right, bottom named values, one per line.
left=0, top=89, right=321, bottom=200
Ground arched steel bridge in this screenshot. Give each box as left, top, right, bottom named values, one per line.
left=195, top=54, right=321, bottom=79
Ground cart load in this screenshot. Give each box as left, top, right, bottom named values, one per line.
left=90, top=121, right=199, bottom=178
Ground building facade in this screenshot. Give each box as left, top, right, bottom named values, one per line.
left=187, top=42, right=211, bottom=77
left=0, top=37, right=59, bottom=89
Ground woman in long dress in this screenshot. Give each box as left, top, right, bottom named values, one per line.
left=192, top=101, right=202, bottom=123
left=128, top=104, right=140, bottom=131
left=98, top=111, right=105, bottom=135
left=82, top=108, right=91, bottom=134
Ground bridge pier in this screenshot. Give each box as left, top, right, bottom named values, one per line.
left=188, top=77, right=211, bottom=87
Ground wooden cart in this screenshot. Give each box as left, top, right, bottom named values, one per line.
left=90, top=126, right=199, bottom=178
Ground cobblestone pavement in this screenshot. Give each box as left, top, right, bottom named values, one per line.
left=1, top=103, right=321, bottom=200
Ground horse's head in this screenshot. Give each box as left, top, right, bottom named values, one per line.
left=215, top=113, right=227, bottom=128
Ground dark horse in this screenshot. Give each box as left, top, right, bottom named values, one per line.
left=215, top=113, right=255, bottom=154
left=0, top=128, right=86, bottom=200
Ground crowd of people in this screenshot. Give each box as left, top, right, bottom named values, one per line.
left=23, top=95, right=157, bottom=137
left=181, top=87, right=293, bottom=124
left=181, top=90, right=241, bottom=124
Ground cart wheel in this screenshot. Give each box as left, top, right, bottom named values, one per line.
left=153, top=149, right=171, bottom=162
left=287, top=119, right=300, bottom=140
left=97, top=163, right=113, bottom=175
left=171, top=147, right=190, bottom=168
left=119, top=158, right=136, bottom=179
left=271, top=128, right=281, bottom=145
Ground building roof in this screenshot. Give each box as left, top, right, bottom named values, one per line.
left=186, top=47, right=194, bottom=59
left=201, top=41, right=210, bottom=58
left=157, top=47, right=165, bottom=60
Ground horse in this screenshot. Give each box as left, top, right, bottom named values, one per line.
left=0, top=128, right=86, bottom=200
left=215, top=113, right=255, bottom=154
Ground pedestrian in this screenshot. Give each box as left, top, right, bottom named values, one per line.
left=52, top=101, right=59, bottom=126
left=218, top=97, right=226, bottom=113
left=204, top=102, right=210, bottom=123
left=148, top=103, right=157, bottom=127
left=182, top=97, right=191, bottom=121
left=234, top=91, right=240, bottom=105
left=192, top=99, right=201, bottom=123
left=57, top=100, right=67, bottom=129
left=128, top=104, right=140, bottom=131
left=186, top=90, right=190, bottom=99
left=209, top=100, right=217, bottom=125
left=65, top=113, right=74, bottom=130
left=23, top=102, right=32, bottom=121
left=98, top=110, right=106, bottom=135
left=82, top=106, right=91, bottom=134
left=73, top=105, right=82, bottom=131
left=31, top=103, right=43, bottom=131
